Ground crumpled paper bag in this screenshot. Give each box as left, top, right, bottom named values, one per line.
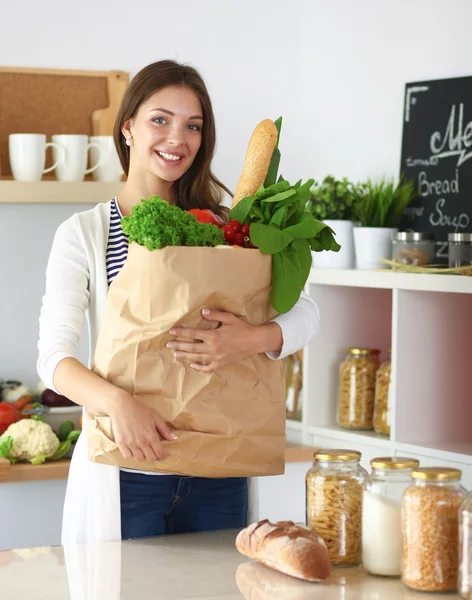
left=85, top=242, right=286, bottom=477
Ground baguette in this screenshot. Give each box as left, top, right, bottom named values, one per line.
left=231, top=119, right=278, bottom=208
left=235, top=519, right=331, bottom=582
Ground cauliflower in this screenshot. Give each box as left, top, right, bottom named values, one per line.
left=0, top=420, right=59, bottom=461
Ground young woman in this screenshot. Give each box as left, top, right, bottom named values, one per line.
left=37, top=60, right=320, bottom=544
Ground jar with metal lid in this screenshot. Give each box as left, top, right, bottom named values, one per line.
left=337, top=348, right=380, bottom=430
left=373, top=352, right=391, bottom=436
left=402, top=467, right=466, bottom=593
left=449, top=233, right=472, bottom=268
left=392, top=232, right=434, bottom=266
left=306, top=449, right=367, bottom=565
left=460, top=491, right=472, bottom=599
left=362, top=457, right=419, bottom=577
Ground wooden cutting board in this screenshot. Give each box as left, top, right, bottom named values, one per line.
left=0, top=66, right=129, bottom=178
left=92, top=71, right=129, bottom=136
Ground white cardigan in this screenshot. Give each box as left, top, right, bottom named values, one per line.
left=37, top=200, right=320, bottom=544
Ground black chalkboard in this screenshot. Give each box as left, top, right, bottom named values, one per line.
left=399, top=76, right=472, bottom=263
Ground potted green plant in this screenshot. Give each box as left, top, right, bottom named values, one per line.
left=306, top=175, right=363, bottom=268
left=353, top=177, right=416, bottom=270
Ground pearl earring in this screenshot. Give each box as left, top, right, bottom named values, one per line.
left=125, top=136, right=132, bottom=147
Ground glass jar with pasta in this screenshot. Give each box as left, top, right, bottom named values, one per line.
left=373, top=352, right=392, bottom=436
left=337, top=348, right=380, bottom=430
left=306, top=448, right=367, bottom=566
left=403, top=468, right=466, bottom=593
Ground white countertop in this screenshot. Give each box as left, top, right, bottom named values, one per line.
left=0, top=529, right=462, bottom=600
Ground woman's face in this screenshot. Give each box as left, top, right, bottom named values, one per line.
left=125, top=85, right=203, bottom=183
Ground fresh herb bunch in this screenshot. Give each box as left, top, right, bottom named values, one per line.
left=306, top=175, right=363, bottom=221
left=356, top=177, right=416, bottom=227
left=121, top=196, right=225, bottom=250
left=229, top=178, right=341, bottom=314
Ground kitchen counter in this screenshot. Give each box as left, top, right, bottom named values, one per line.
left=0, top=442, right=315, bottom=483
left=0, top=529, right=461, bottom=600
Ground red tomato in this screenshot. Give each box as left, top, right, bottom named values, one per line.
left=233, top=232, right=245, bottom=247
left=188, top=208, right=219, bottom=226
left=0, top=403, right=20, bottom=435
left=222, top=224, right=236, bottom=244
left=241, top=224, right=251, bottom=237
left=227, top=220, right=242, bottom=233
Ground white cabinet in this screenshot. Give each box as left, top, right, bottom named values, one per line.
left=288, top=268, right=472, bottom=481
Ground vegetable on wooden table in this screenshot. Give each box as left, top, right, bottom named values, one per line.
left=0, top=419, right=81, bottom=465
left=0, top=403, right=20, bottom=435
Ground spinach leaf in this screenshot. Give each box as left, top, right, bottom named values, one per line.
left=250, top=223, right=293, bottom=254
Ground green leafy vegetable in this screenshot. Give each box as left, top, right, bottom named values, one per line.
left=30, top=455, right=48, bottom=465
left=0, top=436, right=13, bottom=459
left=229, top=180, right=341, bottom=313
left=121, top=196, right=225, bottom=250
left=30, top=414, right=45, bottom=423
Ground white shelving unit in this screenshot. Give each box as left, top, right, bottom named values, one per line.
left=287, top=267, right=472, bottom=489
left=0, top=180, right=124, bottom=204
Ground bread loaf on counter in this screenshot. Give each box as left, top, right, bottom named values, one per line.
left=236, top=519, right=331, bottom=582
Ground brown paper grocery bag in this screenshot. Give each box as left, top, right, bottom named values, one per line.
left=85, top=242, right=286, bottom=477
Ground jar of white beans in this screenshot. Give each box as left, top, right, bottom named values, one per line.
left=306, top=449, right=367, bottom=566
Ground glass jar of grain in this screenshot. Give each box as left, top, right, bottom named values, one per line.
left=460, top=491, right=472, bottom=599
left=337, top=348, right=380, bottom=430
left=402, top=468, right=466, bottom=593
left=306, top=449, right=367, bottom=566
left=373, top=352, right=392, bottom=436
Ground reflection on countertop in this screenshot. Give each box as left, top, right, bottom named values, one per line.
left=0, top=529, right=462, bottom=600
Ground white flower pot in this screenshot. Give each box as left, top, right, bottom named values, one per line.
left=311, top=220, right=355, bottom=269
left=353, top=226, right=398, bottom=270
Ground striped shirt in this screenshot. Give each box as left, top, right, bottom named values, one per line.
left=106, top=198, right=129, bottom=286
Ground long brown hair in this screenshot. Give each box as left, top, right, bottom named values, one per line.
left=113, top=60, right=231, bottom=218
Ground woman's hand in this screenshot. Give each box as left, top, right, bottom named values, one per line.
left=108, top=392, right=177, bottom=463
left=166, top=308, right=283, bottom=373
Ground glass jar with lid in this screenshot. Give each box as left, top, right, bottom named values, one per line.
left=392, top=232, right=434, bottom=266
left=373, top=352, right=392, bottom=436
left=337, top=348, right=380, bottom=430
left=449, top=233, right=472, bottom=268
left=460, top=491, right=472, bottom=599
left=362, top=457, right=419, bottom=577
left=306, top=448, right=367, bottom=566
left=402, top=467, right=466, bottom=593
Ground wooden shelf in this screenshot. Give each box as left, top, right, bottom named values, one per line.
left=0, top=180, right=124, bottom=204
left=308, top=267, right=472, bottom=294
left=0, top=458, right=70, bottom=483
left=0, top=442, right=313, bottom=484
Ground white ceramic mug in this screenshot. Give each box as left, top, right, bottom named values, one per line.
left=89, top=136, right=124, bottom=182
left=9, top=133, right=65, bottom=182
left=52, top=134, right=103, bottom=182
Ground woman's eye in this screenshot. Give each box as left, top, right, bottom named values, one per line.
left=187, top=124, right=201, bottom=132
left=153, top=117, right=167, bottom=125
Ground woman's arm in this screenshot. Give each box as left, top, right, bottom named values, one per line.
left=166, top=290, right=319, bottom=372
left=37, top=217, right=174, bottom=462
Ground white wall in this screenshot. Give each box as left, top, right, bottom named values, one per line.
left=1, top=0, right=472, bottom=383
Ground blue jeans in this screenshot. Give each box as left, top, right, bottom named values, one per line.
left=120, top=470, right=248, bottom=539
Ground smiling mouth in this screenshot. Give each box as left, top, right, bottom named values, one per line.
left=156, top=150, right=183, bottom=164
